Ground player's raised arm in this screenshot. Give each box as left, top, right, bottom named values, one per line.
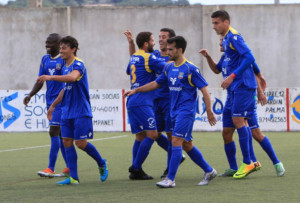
left=199, top=49, right=221, bottom=74
left=200, top=86, right=217, bottom=126
left=124, top=29, right=136, bottom=56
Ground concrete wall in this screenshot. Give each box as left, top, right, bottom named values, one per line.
left=0, top=5, right=299, bottom=90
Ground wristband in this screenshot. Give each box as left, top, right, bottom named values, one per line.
left=230, top=73, right=236, bottom=79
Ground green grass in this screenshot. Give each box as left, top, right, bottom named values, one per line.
left=0, top=132, right=299, bottom=203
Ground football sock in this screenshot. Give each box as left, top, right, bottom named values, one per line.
left=187, top=146, right=213, bottom=173
left=48, top=136, right=60, bottom=171
left=65, top=145, right=79, bottom=180
left=60, top=138, right=68, bottom=168
left=132, top=139, right=141, bottom=165
left=247, top=127, right=257, bottom=163
left=237, top=126, right=251, bottom=164
left=168, top=146, right=182, bottom=181
left=83, top=142, right=105, bottom=167
left=260, top=136, right=280, bottom=165
left=224, top=141, right=238, bottom=171
left=167, top=140, right=172, bottom=170
left=155, top=133, right=168, bottom=152
left=133, top=137, right=154, bottom=170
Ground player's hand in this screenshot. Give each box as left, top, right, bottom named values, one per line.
left=199, top=49, right=210, bottom=58
left=123, top=89, right=136, bottom=97
left=37, top=75, right=50, bottom=84
left=207, top=110, right=217, bottom=126
left=221, top=76, right=234, bottom=89
left=23, top=95, right=31, bottom=105
left=124, top=29, right=134, bottom=43
left=257, top=92, right=267, bottom=106
left=47, top=105, right=55, bottom=121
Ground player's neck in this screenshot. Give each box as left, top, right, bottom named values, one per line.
left=66, top=55, right=75, bottom=66
left=174, top=55, right=185, bottom=67
left=50, top=50, right=59, bottom=58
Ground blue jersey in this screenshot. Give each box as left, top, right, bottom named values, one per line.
left=126, top=49, right=166, bottom=108
left=61, top=57, right=93, bottom=119
left=223, top=27, right=257, bottom=90
left=38, top=54, right=65, bottom=106
left=153, top=50, right=170, bottom=99
left=156, top=59, right=208, bottom=119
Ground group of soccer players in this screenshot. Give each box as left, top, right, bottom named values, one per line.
left=24, top=9, right=285, bottom=187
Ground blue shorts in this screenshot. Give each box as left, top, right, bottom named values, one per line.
left=60, top=117, right=94, bottom=140
left=223, top=92, right=235, bottom=128
left=153, top=98, right=173, bottom=133
left=172, top=114, right=194, bottom=142
left=47, top=105, right=61, bottom=126
left=248, top=109, right=260, bottom=129
left=231, top=86, right=256, bottom=118
left=127, top=106, right=157, bottom=134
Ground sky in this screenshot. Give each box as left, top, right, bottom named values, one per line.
left=1, top=0, right=300, bottom=5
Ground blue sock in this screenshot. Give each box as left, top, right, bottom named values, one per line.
left=224, top=141, right=238, bottom=170
left=187, top=146, right=212, bottom=173
left=84, top=142, right=105, bottom=167
left=260, top=136, right=280, bottom=165
left=155, top=134, right=168, bottom=152
left=132, top=140, right=141, bottom=165
left=133, top=137, right=154, bottom=170
left=247, top=127, right=257, bottom=163
left=48, top=136, right=60, bottom=171
left=168, top=146, right=182, bottom=181
left=167, top=140, right=172, bottom=170
left=60, top=138, right=68, bottom=168
left=237, top=126, right=251, bottom=164
left=65, top=145, right=78, bottom=180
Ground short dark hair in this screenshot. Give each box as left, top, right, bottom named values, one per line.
left=136, top=32, right=152, bottom=49
left=48, top=33, right=61, bottom=42
left=211, top=10, right=230, bottom=22
left=167, top=36, right=187, bottom=53
left=160, top=28, right=176, bottom=38
left=60, top=36, right=79, bottom=56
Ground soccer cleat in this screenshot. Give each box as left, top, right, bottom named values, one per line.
left=37, top=168, right=55, bottom=178
left=129, top=168, right=153, bottom=180
left=253, top=161, right=262, bottom=171
left=274, top=162, right=285, bottom=177
left=156, top=177, right=175, bottom=188
left=58, top=167, right=70, bottom=177
left=233, top=162, right=255, bottom=179
left=99, top=159, right=108, bottom=182
left=160, top=169, right=168, bottom=179
left=218, top=169, right=237, bottom=177
left=56, top=177, right=79, bottom=185
left=198, top=168, right=217, bottom=186
left=180, top=154, right=186, bottom=164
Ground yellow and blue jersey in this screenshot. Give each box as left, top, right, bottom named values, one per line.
left=223, top=27, right=257, bottom=90
left=126, top=49, right=166, bottom=108
left=156, top=59, right=208, bottom=119
left=152, top=50, right=170, bottom=99
left=61, top=57, right=93, bottom=119
left=38, top=54, right=65, bottom=106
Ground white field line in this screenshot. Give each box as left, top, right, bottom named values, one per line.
left=0, top=135, right=129, bottom=153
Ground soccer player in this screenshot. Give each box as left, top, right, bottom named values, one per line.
left=23, top=33, right=69, bottom=177
left=124, top=28, right=185, bottom=179
left=124, top=36, right=217, bottom=188
left=125, top=31, right=168, bottom=180
left=37, top=36, right=108, bottom=185
left=210, top=10, right=285, bottom=178
left=199, top=37, right=285, bottom=177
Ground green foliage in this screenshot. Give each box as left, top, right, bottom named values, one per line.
left=115, top=0, right=190, bottom=6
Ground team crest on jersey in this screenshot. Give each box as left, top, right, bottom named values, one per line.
left=178, top=72, right=184, bottom=79
left=56, top=63, right=61, bottom=70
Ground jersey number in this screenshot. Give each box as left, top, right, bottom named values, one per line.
left=130, top=65, right=136, bottom=83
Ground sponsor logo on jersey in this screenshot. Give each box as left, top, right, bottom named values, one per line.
left=48, top=69, right=55, bottom=76
left=170, top=77, right=177, bottom=85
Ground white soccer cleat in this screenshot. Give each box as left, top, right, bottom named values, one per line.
left=156, top=177, right=176, bottom=188
left=198, top=168, right=217, bottom=186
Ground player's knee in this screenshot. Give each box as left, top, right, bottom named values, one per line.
left=49, top=126, right=60, bottom=137
left=251, top=129, right=265, bottom=142
left=62, top=138, right=73, bottom=148
left=222, top=129, right=234, bottom=144
left=232, top=117, right=245, bottom=129
left=75, top=140, right=87, bottom=150
left=182, top=141, right=193, bottom=152
left=146, top=131, right=158, bottom=140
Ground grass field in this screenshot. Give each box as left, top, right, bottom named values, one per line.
left=0, top=132, right=299, bottom=203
